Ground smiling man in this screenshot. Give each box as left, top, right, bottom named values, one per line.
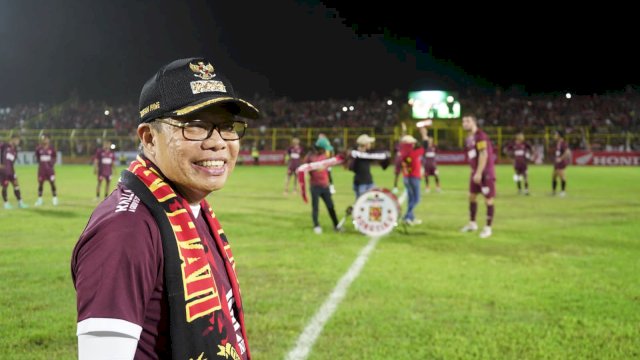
left=71, top=57, right=259, bottom=360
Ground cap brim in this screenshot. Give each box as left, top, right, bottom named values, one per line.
left=172, top=96, right=260, bottom=120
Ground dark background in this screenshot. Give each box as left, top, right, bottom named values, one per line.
left=0, top=0, right=636, bottom=104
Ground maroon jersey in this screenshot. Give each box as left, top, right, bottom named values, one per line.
left=95, top=148, right=116, bottom=178
left=506, top=142, right=532, bottom=174
left=286, top=145, right=303, bottom=172
left=393, top=142, right=403, bottom=175
left=0, top=142, right=18, bottom=179
left=554, top=139, right=569, bottom=169
left=35, top=145, right=56, bottom=180
left=422, top=145, right=438, bottom=175
left=465, top=129, right=496, bottom=180
left=72, top=184, right=247, bottom=359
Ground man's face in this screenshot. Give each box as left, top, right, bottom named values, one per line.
left=462, top=116, right=475, bottom=131
left=145, top=107, right=240, bottom=203
left=10, top=138, right=20, bottom=147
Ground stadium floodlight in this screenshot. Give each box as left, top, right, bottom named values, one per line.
left=342, top=106, right=348, bottom=112
left=408, top=90, right=461, bottom=119
left=104, top=110, right=110, bottom=116
left=349, top=106, right=354, bottom=111
left=565, top=93, right=572, bottom=99
left=386, top=100, right=393, bottom=106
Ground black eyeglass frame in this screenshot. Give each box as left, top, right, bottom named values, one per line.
left=154, top=118, right=247, bottom=141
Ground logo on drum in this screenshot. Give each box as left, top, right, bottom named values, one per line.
left=369, top=206, right=382, bottom=222
left=352, top=188, right=401, bottom=237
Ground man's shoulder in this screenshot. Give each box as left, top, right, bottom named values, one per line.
left=475, top=128, right=490, bottom=139
left=86, top=184, right=155, bottom=231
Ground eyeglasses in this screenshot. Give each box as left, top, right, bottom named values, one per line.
left=155, top=118, right=247, bottom=141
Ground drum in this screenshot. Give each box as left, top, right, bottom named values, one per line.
left=352, top=187, right=401, bottom=237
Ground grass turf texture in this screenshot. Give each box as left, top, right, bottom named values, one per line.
left=0, top=164, right=638, bottom=359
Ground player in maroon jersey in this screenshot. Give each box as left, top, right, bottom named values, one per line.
left=392, top=140, right=403, bottom=194
left=93, top=141, right=117, bottom=200
left=460, top=114, right=496, bottom=239
left=1, top=134, right=27, bottom=209
left=392, top=122, right=407, bottom=194
left=34, top=133, right=58, bottom=206
left=505, top=132, right=533, bottom=195
left=552, top=129, right=571, bottom=196
left=284, top=137, right=303, bottom=195
left=422, top=135, right=441, bottom=193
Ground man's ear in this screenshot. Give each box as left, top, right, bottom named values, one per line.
left=137, top=123, right=156, bottom=156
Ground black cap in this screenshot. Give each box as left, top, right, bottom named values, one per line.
left=138, top=57, right=260, bottom=123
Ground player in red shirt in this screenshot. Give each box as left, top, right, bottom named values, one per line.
left=34, top=133, right=58, bottom=206
left=460, top=114, right=496, bottom=239
left=552, top=129, right=571, bottom=197
left=392, top=122, right=407, bottom=194
left=284, top=137, right=303, bottom=195
left=93, top=141, right=117, bottom=200
left=422, top=135, right=441, bottom=193
left=1, top=134, right=27, bottom=209
left=505, top=132, right=533, bottom=195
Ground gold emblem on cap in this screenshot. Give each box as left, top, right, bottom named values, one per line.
left=189, top=61, right=215, bottom=80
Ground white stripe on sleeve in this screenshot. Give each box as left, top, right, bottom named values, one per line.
left=77, top=318, right=142, bottom=340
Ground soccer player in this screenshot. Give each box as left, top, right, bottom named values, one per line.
left=251, top=142, right=260, bottom=165
left=392, top=122, right=408, bottom=194
left=0, top=134, right=27, bottom=209
left=552, top=129, right=571, bottom=196
left=93, top=141, right=116, bottom=200
left=505, top=132, right=533, bottom=195
left=72, top=57, right=257, bottom=359
left=34, top=133, right=58, bottom=206
left=460, top=114, right=496, bottom=239
left=422, top=135, right=441, bottom=193
left=284, top=137, right=303, bottom=195
left=392, top=140, right=403, bottom=194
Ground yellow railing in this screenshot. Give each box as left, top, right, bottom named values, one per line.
left=1, top=127, right=637, bottom=159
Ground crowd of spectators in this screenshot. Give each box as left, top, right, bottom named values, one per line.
left=462, top=87, right=639, bottom=133
left=2, top=87, right=638, bottom=144
left=0, top=100, right=138, bottom=134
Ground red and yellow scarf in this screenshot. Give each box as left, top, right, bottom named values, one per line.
left=122, top=155, right=249, bottom=359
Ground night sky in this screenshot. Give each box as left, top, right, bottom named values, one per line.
left=1, top=0, right=637, bottom=105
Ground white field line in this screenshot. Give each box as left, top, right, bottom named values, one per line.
left=284, top=235, right=381, bottom=360
left=284, top=191, right=407, bottom=360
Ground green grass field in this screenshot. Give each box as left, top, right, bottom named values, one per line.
left=0, top=163, right=639, bottom=359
